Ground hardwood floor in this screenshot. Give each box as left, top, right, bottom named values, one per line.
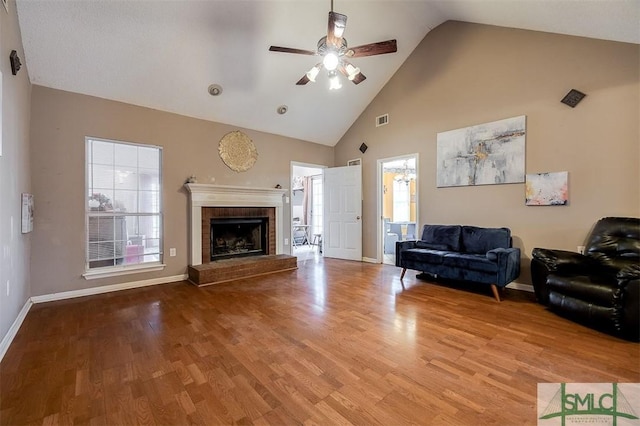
left=1, top=257, right=638, bottom=425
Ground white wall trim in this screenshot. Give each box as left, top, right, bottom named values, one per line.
left=362, top=257, right=379, bottom=264
left=184, top=184, right=286, bottom=266
left=509, top=281, right=534, bottom=293
left=82, top=263, right=166, bottom=280
left=31, top=274, right=188, bottom=304
left=0, top=298, right=33, bottom=362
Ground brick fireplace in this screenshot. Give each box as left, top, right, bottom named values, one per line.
left=185, top=184, right=286, bottom=265
left=203, top=207, right=274, bottom=261
left=184, top=184, right=296, bottom=285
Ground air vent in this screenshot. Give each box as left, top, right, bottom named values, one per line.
left=376, top=114, right=389, bottom=127
left=561, top=89, right=586, bottom=108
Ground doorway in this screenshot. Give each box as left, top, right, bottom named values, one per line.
left=291, top=163, right=324, bottom=260
left=378, top=154, right=418, bottom=265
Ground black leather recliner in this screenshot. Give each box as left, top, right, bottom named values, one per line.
left=531, top=217, right=639, bottom=341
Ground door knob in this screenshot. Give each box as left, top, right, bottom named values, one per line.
left=356, top=216, right=361, bottom=220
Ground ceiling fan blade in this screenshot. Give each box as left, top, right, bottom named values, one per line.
left=347, top=39, right=397, bottom=57
left=296, top=74, right=311, bottom=85
left=269, top=46, right=317, bottom=55
left=327, top=11, right=347, bottom=48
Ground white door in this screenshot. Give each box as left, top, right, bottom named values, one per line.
left=323, top=165, right=362, bottom=260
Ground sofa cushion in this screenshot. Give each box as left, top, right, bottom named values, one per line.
left=461, top=226, right=511, bottom=254
left=420, top=225, right=462, bottom=251
left=402, top=248, right=446, bottom=264
left=442, top=253, right=498, bottom=273
left=415, top=241, right=450, bottom=251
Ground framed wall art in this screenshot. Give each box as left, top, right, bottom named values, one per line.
left=525, top=171, right=569, bottom=206
left=218, top=131, right=258, bottom=172
left=437, top=115, right=526, bottom=187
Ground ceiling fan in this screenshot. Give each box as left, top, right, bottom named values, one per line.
left=269, top=1, right=397, bottom=89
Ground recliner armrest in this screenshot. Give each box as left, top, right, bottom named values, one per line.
left=618, top=263, right=640, bottom=281
left=531, top=247, right=599, bottom=275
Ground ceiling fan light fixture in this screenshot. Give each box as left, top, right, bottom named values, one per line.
left=328, top=71, right=342, bottom=90
left=268, top=3, right=398, bottom=88
left=345, top=63, right=360, bottom=80
left=323, top=52, right=339, bottom=71
left=306, top=65, right=321, bottom=82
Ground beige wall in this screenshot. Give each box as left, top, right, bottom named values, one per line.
left=0, top=0, right=32, bottom=350
left=29, top=86, right=333, bottom=296
left=335, top=21, right=640, bottom=283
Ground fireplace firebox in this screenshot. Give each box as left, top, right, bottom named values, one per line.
left=210, top=217, right=268, bottom=261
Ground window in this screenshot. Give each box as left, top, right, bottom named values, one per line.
left=85, top=137, right=163, bottom=275
left=393, top=180, right=410, bottom=222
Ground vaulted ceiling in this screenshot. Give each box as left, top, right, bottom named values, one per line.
left=16, top=1, right=640, bottom=146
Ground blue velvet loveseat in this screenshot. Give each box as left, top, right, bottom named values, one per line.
left=395, top=224, right=521, bottom=301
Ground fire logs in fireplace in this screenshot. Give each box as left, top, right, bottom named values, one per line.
left=210, top=217, right=268, bottom=261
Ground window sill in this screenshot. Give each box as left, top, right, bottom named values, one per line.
left=83, top=263, right=166, bottom=280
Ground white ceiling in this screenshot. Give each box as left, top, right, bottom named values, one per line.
left=16, top=1, right=640, bottom=147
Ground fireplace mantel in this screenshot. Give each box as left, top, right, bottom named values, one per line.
left=185, top=184, right=286, bottom=265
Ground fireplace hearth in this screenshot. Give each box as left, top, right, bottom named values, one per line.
left=210, top=217, right=268, bottom=261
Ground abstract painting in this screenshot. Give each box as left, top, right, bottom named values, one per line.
left=437, top=115, right=526, bottom=187
left=525, top=172, right=568, bottom=206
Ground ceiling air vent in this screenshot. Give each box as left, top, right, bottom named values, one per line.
left=376, top=113, right=389, bottom=127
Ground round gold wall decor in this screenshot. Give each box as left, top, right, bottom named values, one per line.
left=218, top=131, right=258, bottom=172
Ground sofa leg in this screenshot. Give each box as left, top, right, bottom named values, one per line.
left=400, top=268, right=406, bottom=280
left=490, top=284, right=501, bottom=302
